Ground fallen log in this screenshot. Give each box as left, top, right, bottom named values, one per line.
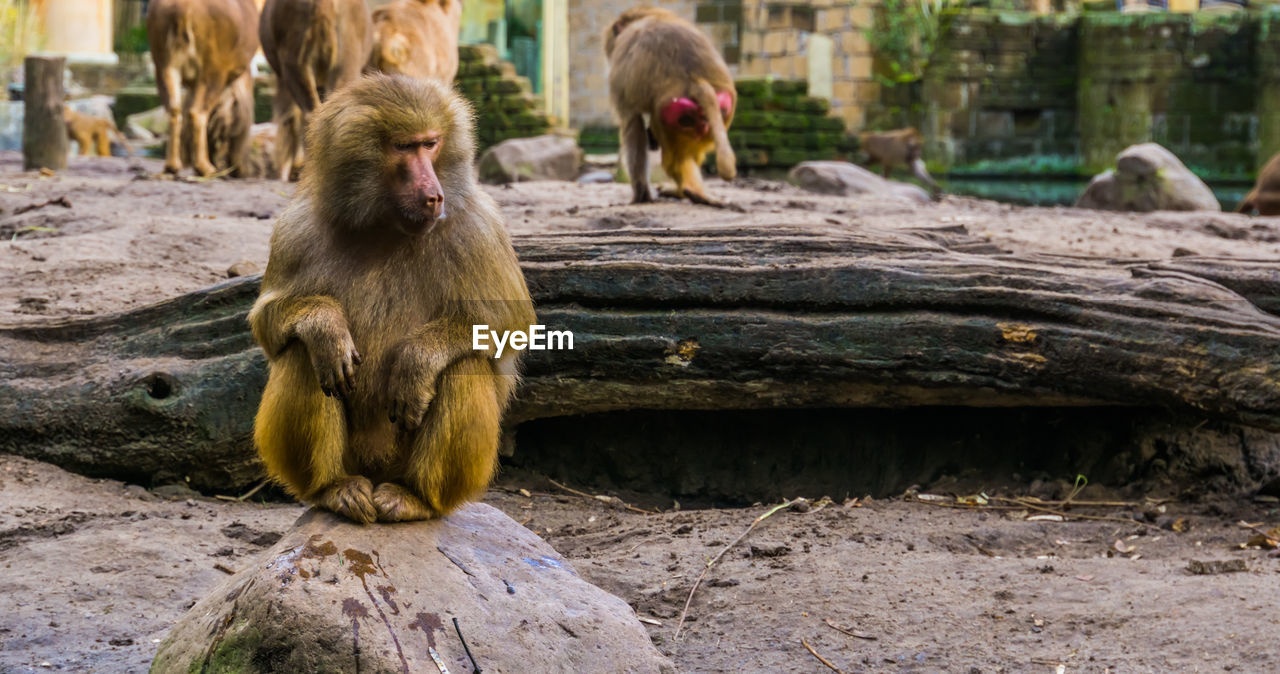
left=2, top=224, right=1279, bottom=490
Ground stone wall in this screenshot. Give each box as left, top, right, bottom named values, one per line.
left=1079, top=12, right=1260, bottom=176
left=913, top=10, right=1079, bottom=171
left=737, top=0, right=880, bottom=129
left=456, top=44, right=553, bottom=150
left=910, top=9, right=1280, bottom=177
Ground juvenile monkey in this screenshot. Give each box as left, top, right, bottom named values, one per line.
left=260, top=0, right=371, bottom=181
left=605, top=6, right=737, bottom=207
left=1237, top=152, right=1280, bottom=215
left=860, top=127, right=941, bottom=197
left=63, top=107, right=132, bottom=157
left=249, top=74, right=536, bottom=523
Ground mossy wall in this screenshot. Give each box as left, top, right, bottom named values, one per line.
left=1079, top=12, right=1260, bottom=177
left=917, top=8, right=1280, bottom=178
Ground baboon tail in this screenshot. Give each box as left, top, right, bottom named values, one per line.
left=692, top=78, right=736, bottom=181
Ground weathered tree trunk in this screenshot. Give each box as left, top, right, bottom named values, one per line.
left=22, top=56, right=68, bottom=171
left=2, top=224, right=1279, bottom=489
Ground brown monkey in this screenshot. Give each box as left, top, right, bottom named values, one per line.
left=260, top=0, right=371, bottom=181
left=1237, top=152, right=1280, bottom=215
left=249, top=74, right=536, bottom=523
left=63, top=107, right=132, bottom=157
left=147, top=0, right=259, bottom=176
left=367, top=0, right=462, bottom=83
left=605, top=6, right=737, bottom=207
left=859, top=127, right=941, bottom=197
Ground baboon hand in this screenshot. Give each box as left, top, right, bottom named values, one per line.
left=299, top=317, right=361, bottom=398
left=387, top=342, right=444, bottom=431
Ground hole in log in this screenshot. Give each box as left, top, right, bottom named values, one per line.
left=508, top=407, right=1280, bottom=507
left=144, top=373, right=176, bottom=400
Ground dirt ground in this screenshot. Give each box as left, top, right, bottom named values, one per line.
left=4, top=151, right=1280, bottom=322
left=3, top=153, right=1280, bottom=672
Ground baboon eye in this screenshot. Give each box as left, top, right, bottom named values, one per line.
left=421, top=138, right=440, bottom=149
left=393, top=141, right=416, bottom=152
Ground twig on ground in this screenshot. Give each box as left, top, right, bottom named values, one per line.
left=214, top=479, right=268, bottom=502
left=453, top=617, right=481, bottom=674
left=824, top=618, right=877, bottom=640
left=673, top=498, right=803, bottom=640
left=802, top=638, right=844, bottom=673
left=546, top=478, right=656, bottom=515
left=14, top=196, right=70, bottom=215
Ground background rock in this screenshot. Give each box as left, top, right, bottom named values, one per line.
left=151, top=505, right=673, bottom=674
left=787, top=160, right=930, bottom=203
left=477, top=134, right=582, bottom=184
left=1076, top=143, right=1221, bottom=212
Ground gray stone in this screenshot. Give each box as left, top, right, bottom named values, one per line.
left=787, top=160, right=930, bottom=204
left=478, top=134, right=582, bottom=184
left=150, top=505, right=673, bottom=674
left=1076, top=143, right=1221, bottom=212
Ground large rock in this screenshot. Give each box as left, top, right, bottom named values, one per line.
left=477, top=134, right=582, bottom=184
left=151, top=505, right=672, bottom=673
left=1076, top=143, right=1221, bottom=212
left=787, top=160, right=931, bottom=204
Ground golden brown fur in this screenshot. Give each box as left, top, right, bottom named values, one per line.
left=367, top=0, right=462, bottom=82
left=1237, top=152, right=1280, bottom=215
left=860, top=127, right=941, bottom=195
left=147, top=0, right=259, bottom=177
left=605, top=6, right=737, bottom=206
left=260, top=0, right=371, bottom=181
left=249, top=74, right=536, bottom=523
left=63, top=107, right=131, bottom=157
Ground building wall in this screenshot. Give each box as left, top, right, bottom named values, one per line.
left=737, top=0, right=880, bottom=130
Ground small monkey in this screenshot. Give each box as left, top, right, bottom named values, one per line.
left=63, top=107, right=132, bottom=157
left=1237, top=152, right=1280, bottom=215
left=605, top=6, right=737, bottom=207
left=249, top=74, right=536, bottom=523
left=860, top=127, right=941, bottom=197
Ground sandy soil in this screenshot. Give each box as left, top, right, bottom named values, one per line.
left=3, top=153, right=1280, bottom=672
left=3, top=151, right=1280, bottom=323
left=3, top=455, right=1279, bottom=673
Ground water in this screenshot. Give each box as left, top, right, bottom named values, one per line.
left=941, top=177, right=1252, bottom=211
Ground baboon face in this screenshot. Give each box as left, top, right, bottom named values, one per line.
left=388, top=131, right=446, bottom=230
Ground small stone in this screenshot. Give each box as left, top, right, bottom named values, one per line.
left=225, top=260, right=260, bottom=278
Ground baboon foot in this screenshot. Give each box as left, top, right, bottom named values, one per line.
left=315, top=476, right=377, bottom=524
left=373, top=482, right=436, bottom=522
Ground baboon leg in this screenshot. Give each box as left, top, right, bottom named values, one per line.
left=621, top=114, right=652, bottom=203
left=379, top=357, right=501, bottom=521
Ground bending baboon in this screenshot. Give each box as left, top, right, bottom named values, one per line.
left=1237, top=152, right=1280, bottom=215
left=147, top=0, right=259, bottom=177
left=250, top=74, right=536, bottom=523
left=260, top=0, right=371, bottom=181
left=860, top=127, right=941, bottom=197
left=367, top=0, right=462, bottom=82
left=64, top=107, right=131, bottom=157
left=605, top=6, right=737, bottom=207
